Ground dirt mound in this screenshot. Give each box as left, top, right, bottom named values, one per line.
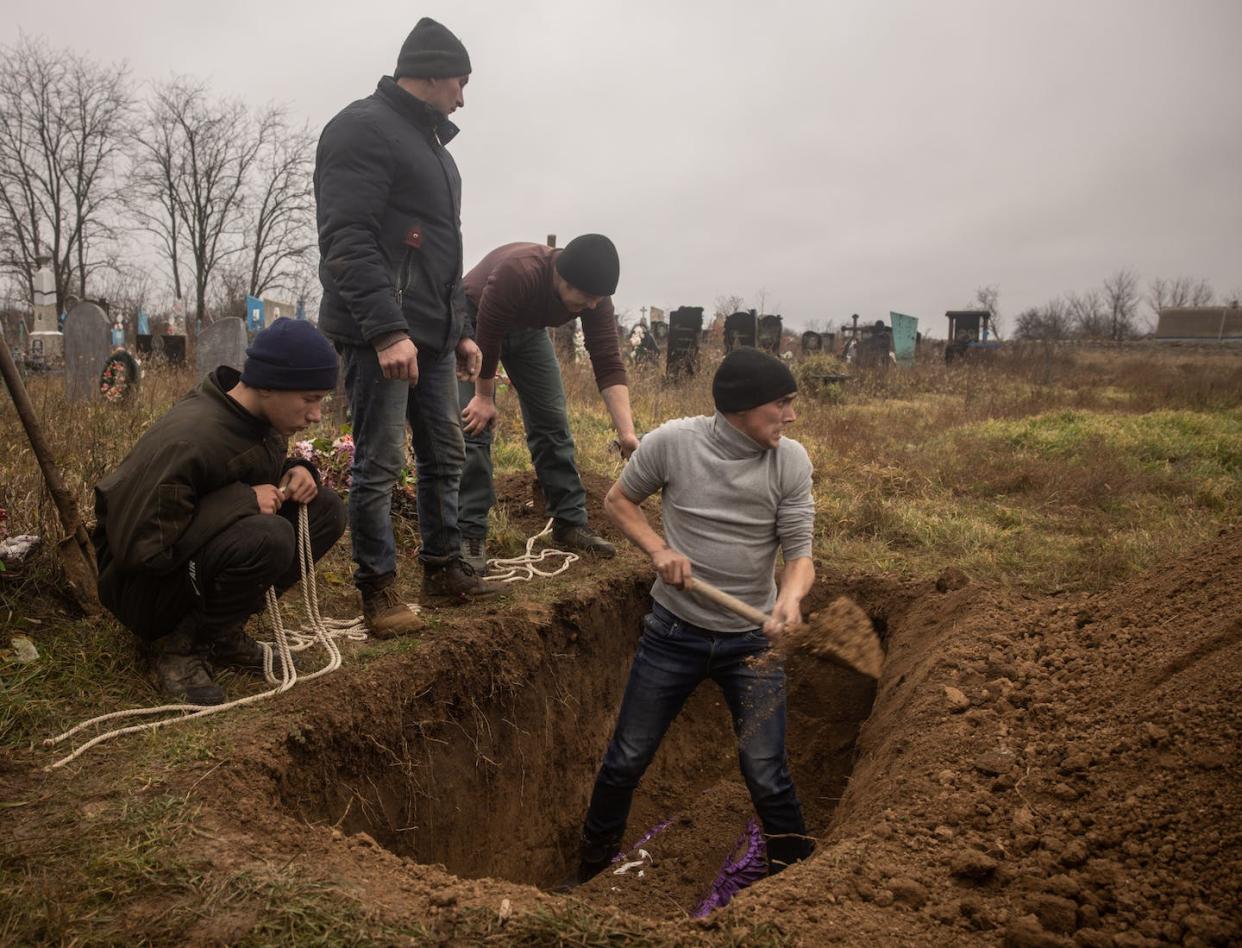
left=722, top=526, right=1241, bottom=945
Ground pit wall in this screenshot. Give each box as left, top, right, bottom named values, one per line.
left=273, top=575, right=877, bottom=889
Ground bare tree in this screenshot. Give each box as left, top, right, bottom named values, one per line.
left=969, top=284, right=1001, bottom=338
left=1014, top=298, right=1072, bottom=340
left=1147, top=276, right=1214, bottom=323
left=713, top=293, right=746, bottom=319
left=1102, top=268, right=1141, bottom=340
left=130, top=78, right=274, bottom=337
left=245, top=116, right=316, bottom=298
left=0, top=35, right=133, bottom=311
left=1066, top=289, right=1110, bottom=338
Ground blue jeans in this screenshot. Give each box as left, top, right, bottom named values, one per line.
left=584, top=602, right=807, bottom=843
left=457, top=324, right=588, bottom=539
left=341, top=343, right=465, bottom=583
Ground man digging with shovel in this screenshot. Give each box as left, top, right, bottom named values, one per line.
left=566, top=347, right=817, bottom=886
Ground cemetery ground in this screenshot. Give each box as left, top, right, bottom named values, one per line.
left=1, top=345, right=1240, bottom=946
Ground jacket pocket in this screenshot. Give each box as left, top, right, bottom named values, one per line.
left=395, top=222, right=424, bottom=306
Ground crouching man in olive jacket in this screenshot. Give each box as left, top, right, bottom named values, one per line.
left=93, top=319, right=347, bottom=705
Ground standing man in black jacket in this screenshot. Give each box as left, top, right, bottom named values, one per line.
left=315, top=18, right=494, bottom=637
left=94, top=319, right=348, bottom=705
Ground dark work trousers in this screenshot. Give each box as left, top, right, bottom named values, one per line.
left=106, top=488, right=347, bottom=643
left=457, top=324, right=589, bottom=540
left=583, top=602, right=808, bottom=846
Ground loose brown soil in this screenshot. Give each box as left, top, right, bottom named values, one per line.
left=2, top=475, right=1239, bottom=945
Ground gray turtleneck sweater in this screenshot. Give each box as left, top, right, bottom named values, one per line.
left=617, top=412, right=815, bottom=633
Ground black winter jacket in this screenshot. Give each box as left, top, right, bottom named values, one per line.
left=314, top=77, right=466, bottom=355
left=93, top=368, right=317, bottom=603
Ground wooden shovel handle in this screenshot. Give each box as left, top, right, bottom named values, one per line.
left=684, top=576, right=772, bottom=628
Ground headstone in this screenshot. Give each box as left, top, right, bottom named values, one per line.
left=758, top=315, right=783, bottom=354
left=724, top=312, right=757, bottom=351
left=889, top=312, right=918, bottom=366
left=801, top=331, right=824, bottom=356
left=666, top=306, right=704, bottom=378
left=137, top=309, right=151, bottom=335
left=31, top=260, right=58, bottom=334
left=196, top=317, right=248, bottom=376
left=650, top=320, right=669, bottom=344
left=63, top=301, right=112, bottom=401
left=156, top=333, right=187, bottom=365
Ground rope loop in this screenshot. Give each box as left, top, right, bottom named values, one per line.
left=43, top=504, right=367, bottom=770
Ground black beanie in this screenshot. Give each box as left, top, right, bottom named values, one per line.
left=241, top=318, right=339, bottom=391
left=394, top=18, right=471, bottom=79
left=712, top=347, right=797, bottom=413
left=555, top=234, right=620, bottom=296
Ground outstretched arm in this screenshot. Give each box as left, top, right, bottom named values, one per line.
left=600, top=384, right=639, bottom=458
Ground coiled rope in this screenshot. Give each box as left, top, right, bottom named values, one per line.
left=44, top=504, right=369, bottom=771
left=484, top=517, right=579, bottom=583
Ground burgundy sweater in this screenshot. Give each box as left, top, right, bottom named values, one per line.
left=463, top=242, right=628, bottom=390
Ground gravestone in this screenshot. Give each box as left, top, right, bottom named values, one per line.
left=63, top=301, right=112, bottom=401
left=801, top=331, right=824, bottom=356
left=666, top=306, right=704, bottom=378
left=156, top=334, right=187, bottom=365
left=758, top=315, right=783, bottom=354
left=889, top=312, right=918, bottom=366
left=196, top=317, right=248, bottom=375
left=724, top=312, right=756, bottom=351
left=650, top=320, right=669, bottom=344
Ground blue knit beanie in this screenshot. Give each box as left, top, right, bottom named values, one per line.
left=241, top=318, right=339, bottom=391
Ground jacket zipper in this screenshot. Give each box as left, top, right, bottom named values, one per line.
left=395, top=248, right=414, bottom=306
left=430, top=134, right=462, bottom=354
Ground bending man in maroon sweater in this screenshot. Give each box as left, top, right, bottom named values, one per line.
left=457, top=235, right=640, bottom=570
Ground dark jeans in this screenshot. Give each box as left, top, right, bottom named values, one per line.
left=584, top=602, right=807, bottom=844
left=107, top=488, right=347, bottom=642
left=457, top=325, right=588, bottom=540
left=342, top=343, right=465, bottom=582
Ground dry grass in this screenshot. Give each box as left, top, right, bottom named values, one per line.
left=2, top=344, right=1240, bottom=611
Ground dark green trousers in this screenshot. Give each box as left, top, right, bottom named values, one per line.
left=457, top=327, right=588, bottom=539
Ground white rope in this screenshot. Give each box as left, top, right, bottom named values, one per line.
left=484, top=517, right=579, bottom=583
left=44, top=504, right=369, bottom=770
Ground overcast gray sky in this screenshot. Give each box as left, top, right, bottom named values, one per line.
left=5, top=0, right=1241, bottom=334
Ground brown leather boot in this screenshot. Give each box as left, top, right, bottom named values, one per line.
left=423, top=558, right=505, bottom=604
left=143, top=620, right=225, bottom=706
left=359, top=575, right=424, bottom=639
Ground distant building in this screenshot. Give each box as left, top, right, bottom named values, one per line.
left=1154, top=306, right=1242, bottom=342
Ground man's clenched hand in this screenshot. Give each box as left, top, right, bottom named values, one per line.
left=379, top=337, right=420, bottom=385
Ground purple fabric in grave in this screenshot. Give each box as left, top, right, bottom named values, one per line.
left=611, top=819, right=673, bottom=863
left=693, top=818, right=768, bottom=917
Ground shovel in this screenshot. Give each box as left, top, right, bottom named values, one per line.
left=0, top=331, right=100, bottom=613
left=685, top=576, right=882, bottom=679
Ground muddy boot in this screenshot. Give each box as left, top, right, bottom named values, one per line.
left=203, top=624, right=300, bottom=678
left=556, top=831, right=623, bottom=892
left=460, top=535, right=488, bottom=575
left=144, top=622, right=224, bottom=706
left=423, top=558, right=504, bottom=604
left=359, top=574, right=425, bottom=640
left=765, top=834, right=815, bottom=875
left=551, top=521, right=616, bottom=559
